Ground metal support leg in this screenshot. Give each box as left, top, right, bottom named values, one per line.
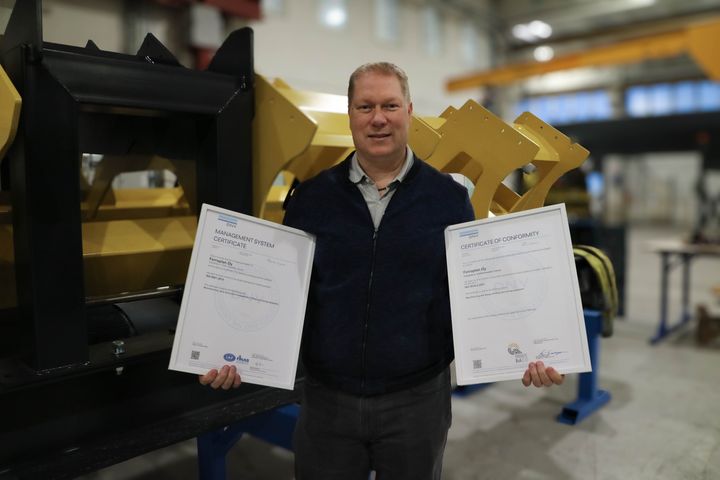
left=680, top=253, right=692, bottom=324
left=197, top=425, right=245, bottom=480
left=651, top=252, right=672, bottom=344
left=651, top=252, right=694, bottom=344
left=557, top=310, right=611, bottom=425
left=197, top=404, right=299, bottom=480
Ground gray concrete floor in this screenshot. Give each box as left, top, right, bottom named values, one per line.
left=79, top=225, right=720, bottom=480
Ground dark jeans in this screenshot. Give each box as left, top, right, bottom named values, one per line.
left=294, top=367, right=452, bottom=480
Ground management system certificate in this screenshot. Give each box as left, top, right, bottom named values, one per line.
left=445, top=204, right=591, bottom=385
left=169, top=204, right=315, bottom=390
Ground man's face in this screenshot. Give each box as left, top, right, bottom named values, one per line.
left=348, top=71, right=413, bottom=164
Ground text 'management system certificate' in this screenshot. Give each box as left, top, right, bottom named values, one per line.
left=445, top=204, right=591, bottom=385
left=169, top=204, right=315, bottom=390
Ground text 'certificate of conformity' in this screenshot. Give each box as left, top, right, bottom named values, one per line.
left=445, top=204, right=590, bottom=385
left=169, top=204, right=315, bottom=390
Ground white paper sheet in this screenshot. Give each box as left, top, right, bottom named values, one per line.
left=169, top=203, right=315, bottom=390
left=445, top=204, right=591, bottom=385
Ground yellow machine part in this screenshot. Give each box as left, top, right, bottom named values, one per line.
left=253, top=74, right=354, bottom=219
left=80, top=186, right=190, bottom=221
left=0, top=216, right=196, bottom=309
left=447, top=18, right=720, bottom=90
left=498, top=111, right=589, bottom=215
left=82, top=154, right=195, bottom=220
left=0, top=65, right=21, bottom=160
left=422, top=101, right=539, bottom=218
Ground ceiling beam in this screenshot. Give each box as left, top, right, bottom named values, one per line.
left=446, top=18, right=720, bottom=91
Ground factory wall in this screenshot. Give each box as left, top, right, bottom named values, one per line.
left=241, top=0, right=492, bottom=116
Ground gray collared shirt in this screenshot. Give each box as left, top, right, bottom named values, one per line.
left=349, top=148, right=414, bottom=229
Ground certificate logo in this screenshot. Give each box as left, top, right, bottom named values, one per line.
left=224, top=353, right=236, bottom=362
left=507, top=343, right=528, bottom=363
left=459, top=229, right=479, bottom=239
left=218, top=213, right=238, bottom=228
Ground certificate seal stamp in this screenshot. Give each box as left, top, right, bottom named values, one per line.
left=507, top=342, right=528, bottom=364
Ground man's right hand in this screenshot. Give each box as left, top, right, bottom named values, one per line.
left=198, top=365, right=242, bottom=390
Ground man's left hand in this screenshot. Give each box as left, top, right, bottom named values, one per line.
left=521, top=361, right=565, bottom=387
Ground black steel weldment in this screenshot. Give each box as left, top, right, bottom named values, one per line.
left=0, top=0, right=298, bottom=477
left=559, top=110, right=720, bottom=156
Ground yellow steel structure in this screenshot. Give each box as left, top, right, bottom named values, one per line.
left=0, top=66, right=20, bottom=160
left=447, top=18, right=720, bottom=90
left=0, top=72, right=588, bottom=309
left=0, top=217, right=195, bottom=310
left=253, top=75, right=353, bottom=222
left=82, top=154, right=194, bottom=220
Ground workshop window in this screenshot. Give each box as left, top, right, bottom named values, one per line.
left=625, top=80, right=720, bottom=117
left=515, top=90, right=613, bottom=125
left=461, top=20, right=481, bottom=68
left=375, top=0, right=399, bottom=43
left=423, top=5, right=443, bottom=56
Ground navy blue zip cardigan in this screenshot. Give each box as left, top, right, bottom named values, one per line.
left=284, top=153, right=475, bottom=396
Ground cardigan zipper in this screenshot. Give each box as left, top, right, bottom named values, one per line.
left=360, top=228, right=379, bottom=393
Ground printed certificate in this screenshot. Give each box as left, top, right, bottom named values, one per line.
left=169, top=203, right=315, bottom=390
left=445, top=204, right=590, bottom=385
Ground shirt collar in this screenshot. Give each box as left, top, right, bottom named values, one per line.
left=349, top=147, right=414, bottom=185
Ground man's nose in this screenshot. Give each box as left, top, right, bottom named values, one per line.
left=370, top=107, right=388, bottom=125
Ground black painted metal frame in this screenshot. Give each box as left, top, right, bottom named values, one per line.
left=0, top=1, right=299, bottom=477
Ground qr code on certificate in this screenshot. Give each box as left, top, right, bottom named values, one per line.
left=191, top=350, right=200, bottom=360
left=473, top=359, right=482, bottom=369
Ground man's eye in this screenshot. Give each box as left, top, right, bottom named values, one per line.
left=357, top=105, right=372, bottom=112
left=384, top=104, right=399, bottom=111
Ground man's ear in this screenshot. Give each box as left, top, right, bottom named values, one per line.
left=407, top=102, right=413, bottom=115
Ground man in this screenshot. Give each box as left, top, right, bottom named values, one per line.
left=200, top=62, right=564, bottom=479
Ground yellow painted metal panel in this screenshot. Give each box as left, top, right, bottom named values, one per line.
left=425, top=100, right=539, bottom=218
left=688, top=20, right=720, bottom=80
left=0, top=216, right=197, bottom=309
left=509, top=113, right=589, bottom=213
left=0, top=66, right=21, bottom=160
left=253, top=75, right=317, bottom=219
left=408, top=117, right=441, bottom=160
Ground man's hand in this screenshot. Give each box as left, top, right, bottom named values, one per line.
left=199, top=365, right=242, bottom=390
left=521, top=361, right=564, bottom=387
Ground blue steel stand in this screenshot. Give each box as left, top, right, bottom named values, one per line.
left=650, top=251, right=693, bottom=344
left=197, top=404, right=299, bottom=480
left=556, top=310, right=611, bottom=425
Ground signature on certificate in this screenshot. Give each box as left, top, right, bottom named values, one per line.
left=535, top=350, right=565, bottom=359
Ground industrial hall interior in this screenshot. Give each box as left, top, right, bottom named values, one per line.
left=1, top=0, right=720, bottom=478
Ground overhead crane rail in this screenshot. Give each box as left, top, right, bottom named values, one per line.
left=447, top=18, right=720, bottom=90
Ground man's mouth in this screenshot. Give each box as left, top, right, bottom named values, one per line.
left=368, top=133, right=391, bottom=139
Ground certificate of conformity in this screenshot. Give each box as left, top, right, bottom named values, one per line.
left=445, top=204, right=590, bottom=385
left=169, top=204, right=315, bottom=390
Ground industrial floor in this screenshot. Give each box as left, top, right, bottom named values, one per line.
left=80, top=225, right=720, bottom=480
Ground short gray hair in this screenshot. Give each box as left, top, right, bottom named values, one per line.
left=348, top=62, right=411, bottom=105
